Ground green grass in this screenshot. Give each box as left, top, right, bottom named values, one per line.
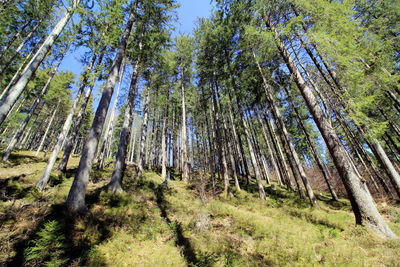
left=0, top=151, right=399, bottom=266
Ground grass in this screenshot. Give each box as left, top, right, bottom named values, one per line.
left=0, top=150, right=399, bottom=266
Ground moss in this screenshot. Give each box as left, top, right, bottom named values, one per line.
left=0, top=153, right=399, bottom=266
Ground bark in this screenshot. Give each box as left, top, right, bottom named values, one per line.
left=181, top=81, right=189, bottom=182
left=372, top=139, right=400, bottom=198
left=0, top=36, right=44, bottom=100
left=35, top=102, right=60, bottom=156
left=97, top=60, right=125, bottom=169
left=0, top=0, right=81, bottom=125
left=36, top=56, right=97, bottom=190
left=2, top=61, right=61, bottom=161
left=283, top=86, right=338, bottom=201
left=0, top=19, right=31, bottom=58
left=265, top=113, right=295, bottom=191
left=270, top=24, right=396, bottom=238
left=241, top=111, right=266, bottom=200
left=255, top=54, right=317, bottom=206
left=222, top=111, right=241, bottom=191
left=293, top=14, right=398, bottom=198
left=211, top=85, right=232, bottom=197
left=57, top=55, right=101, bottom=172
left=161, top=85, right=170, bottom=184
left=256, top=110, right=283, bottom=185
left=161, top=112, right=168, bottom=182
left=109, top=59, right=141, bottom=193
left=0, top=20, right=42, bottom=75
left=138, top=88, right=150, bottom=175
left=66, top=1, right=137, bottom=213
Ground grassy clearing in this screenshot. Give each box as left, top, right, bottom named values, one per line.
left=0, top=151, right=399, bottom=266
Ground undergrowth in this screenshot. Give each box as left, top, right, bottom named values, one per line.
left=0, top=151, right=399, bottom=266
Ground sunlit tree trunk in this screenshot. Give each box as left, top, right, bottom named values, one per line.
left=66, top=1, right=137, bottom=213
left=269, top=23, right=396, bottom=238
left=0, top=0, right=81, bottom=125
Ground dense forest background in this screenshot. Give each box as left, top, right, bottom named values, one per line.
left=0, top=0, right=399, bottom=265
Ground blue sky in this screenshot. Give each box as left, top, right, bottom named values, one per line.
left=174, top=1, right=213, bottom=35
left=58, top=0, right=213, bottom=112
left=59, top=0, right=213, bottom=76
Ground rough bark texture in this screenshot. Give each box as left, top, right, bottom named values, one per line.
left=273, top=28, right=397, bottom=238
left=255, top=55, right=318, bottom=206
left=138, top=89, right=150, bottom=175
left=66, top=1, right=137, bottom=213
left=0, top=0, right=80, bottom=125
left=35, top=102, right=59, bottom=156
left=2, top=61, right=60, bottom=161
left=181, top=82, right=189, bottom=182
left=109, top=60, right=140, bottom=193
left=36, top=57, right=97, bottom=190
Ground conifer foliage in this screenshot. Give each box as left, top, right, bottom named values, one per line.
left=0, top=0, right=399, bottom=254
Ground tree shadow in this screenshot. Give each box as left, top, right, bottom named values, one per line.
left=5, top=186, right=112, bottom=267
left=0, top=153, right=44, bottom=167
left=149, top=181, right=203, bottom=266
left=316, top=194, right=350, bottom=211
left=0, top=174, right=34, bottom=201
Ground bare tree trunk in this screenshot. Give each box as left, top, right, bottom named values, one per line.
left=58, top=73, right=98, bottom=172
left=254, top=52, right=317, bottom=206
left=222, top=111, right=241, bottom=191
left=2, top=61, right=61, bottom=161
left=161, top=85, right=170, bottom=184
left=0, top=20, right=42, bottom=75
left=283, top=86, right=338, bottom=201
left=372, top=139, right=400, bottom=198
left=270, top=24, right=397, bottom=237
left=36, top=56, right=97, bottom=190
left=0, top=19, right=31, bottom=58
left=138, top=88, right=150, bottom=175
left=256, top=110, right=283, bottom=185
left=0, top=0, right=81, bottom=125
left=35, top=102, right=60, bottom=157
left=109, top=58, right=141, bottom=193
left=181, top=81, right=189, bottom=182
left=66, top=1, right=137, bottom=213
left=0, top=36, right=44, bottom=100
left=211, top=84, right=232, bottom=197
left=97, top=60, right=125, bottom=169
left=241, top=110, right=266, bottom=200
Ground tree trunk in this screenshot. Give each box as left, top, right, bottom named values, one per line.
left=256, top=110, right=283, bottom=185
left=241, top=110, right=266, bottom=200
left=0, top=36, right=44, bottom=100
left=372, top=139, right=400, bottom=198
left=35, top=102, right=60, bottom=157
left=138, top=88, right=150, bottom=175
left=2, top=61, right=61, bottom=161
left=270, top=25, right=397, bottom=238
left=211, top=84, right=232, bottom=197
left=97, top=60, right=126, bottom=169
left=0, top=0, right=81, bottom=125
left=0, top=20, right=42, bottom=75
left=181, top=81, right=189, bottom=182
left=36, top=56, right=97, bottom=190
left=109, top=59, right=141, bottom=193
left=254, top=52, right=318, bottom=206
left=66, top=1, right=137, bottom=213
left=57, top=65, right=99, bottom=172
left=283, top=86, right=338, bottom=201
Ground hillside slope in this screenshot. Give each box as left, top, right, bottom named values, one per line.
left=0, top=151, right=399, bottom=266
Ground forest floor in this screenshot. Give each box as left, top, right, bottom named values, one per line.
left=0, top=151, right=400, bottom=266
